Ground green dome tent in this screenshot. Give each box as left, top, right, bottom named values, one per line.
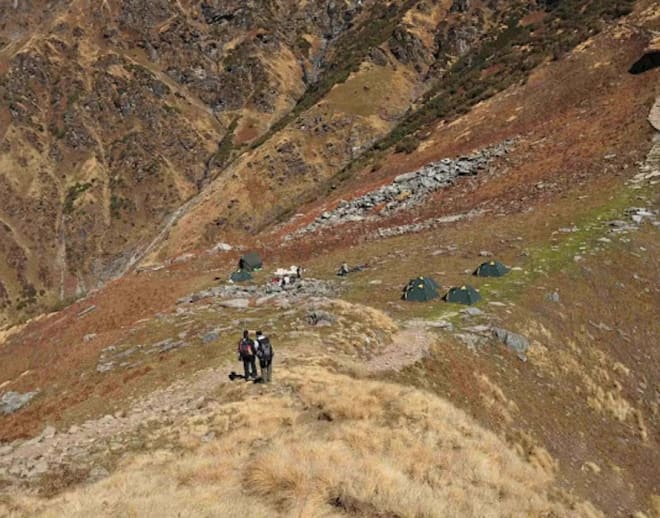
left=230, top=269, right=253, bottom=282
left=444, top=285, right=481, bottom=305
left=474, top=260, right=509, bottom=277
left=402, top=276, right=440, bottom=302
left=239, top=252, right=263, bottom=271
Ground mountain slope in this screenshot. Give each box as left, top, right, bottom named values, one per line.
left=0, top=0, right=640, bottom=326
left=0, top=1, right=658, bottom=516
left=0, top=0, right=409, bottom=323
left=3, top=363, right=593, bottom=517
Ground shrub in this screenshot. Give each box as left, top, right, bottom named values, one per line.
left=63, top=182, right=92, bottom=214
left=394, top=135, right=421, bottom=154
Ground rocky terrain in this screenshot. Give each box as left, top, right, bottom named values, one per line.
left=289, top=139, right=515, bottom=237
left=0, top=0, right=641, bottom=326
left=0, top=0, right=659, bottom=517
left=0, top=0, right=416, bottom=322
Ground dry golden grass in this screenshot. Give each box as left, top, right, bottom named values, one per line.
left=476, top=373, right=520, bottom=424
left=305, top=298, right=400, bottom=359
left=4, top=366, right=590, bottom=518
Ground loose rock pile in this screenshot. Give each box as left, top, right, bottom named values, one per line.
left=368, top=210, right=483, bottom=240
left=449, top=324, right=530, bottom=361
left=607, top=207, right=659, bottom=234
left=289, top=140, right=515, bottom=238
left=177, top=278, right=338, bottom=305
left=96, top=339, right=193, bottom=373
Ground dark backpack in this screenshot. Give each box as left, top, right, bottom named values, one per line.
left=257, top=336, right=273, bottom=360
left=239, top=338, right=254, bottom=357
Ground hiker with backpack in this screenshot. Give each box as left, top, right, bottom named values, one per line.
left=255, top=330, right=274, bottom=383
left=237, top=330, right=257, bottom=381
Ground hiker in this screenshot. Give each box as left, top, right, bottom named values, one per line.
left=255, top=330, right=274, bottom=383
left=337, top=263, right=349, bottom=276
left=237, top=330, right=257, bottom=380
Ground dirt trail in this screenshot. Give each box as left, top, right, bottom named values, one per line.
left=0, top=348, right=314, bottom=485
left=366, top=323, right=433, bottom=373
left=0, top=321, right=435, bottom=487
left=0, top=362, right=234, bottom=485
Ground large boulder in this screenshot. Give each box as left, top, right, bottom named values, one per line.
left=306, top=310, right=336, bottom=326
left=1, top=390, right=38, bottom=415
left=218, top=299, right=250, bottom=309
left=492, top=328, right=529, bottom=361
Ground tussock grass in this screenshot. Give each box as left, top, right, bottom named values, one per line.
left=303, top=298, right=400, bottom=358
left=6, top=366, right=584, bottom=517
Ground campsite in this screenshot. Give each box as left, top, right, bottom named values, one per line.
left=226, top=252, right=503, bottom=310
left=0, top=1, right=658, bottom=516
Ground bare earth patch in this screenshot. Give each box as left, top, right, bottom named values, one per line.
left=366, top=322, right=433, bottom=373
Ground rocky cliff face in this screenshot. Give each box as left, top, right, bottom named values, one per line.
left=0, top=0, right=635, bottom=325
left=0, top=0, right=389, bottom=322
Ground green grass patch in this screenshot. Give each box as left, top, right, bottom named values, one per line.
left=209, top=117, right=239, bottom=170
left=476, top=185, right=643, bottom=305
left=301, top=179, right=653, bottom=326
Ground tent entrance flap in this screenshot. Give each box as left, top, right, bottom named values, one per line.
left=239, top=252, right=263, bottom=271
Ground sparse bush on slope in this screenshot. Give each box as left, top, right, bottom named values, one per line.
left=368, top=0, right=637, bottom=154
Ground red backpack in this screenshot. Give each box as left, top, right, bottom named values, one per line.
left=239, top=338, right=254, bottom=357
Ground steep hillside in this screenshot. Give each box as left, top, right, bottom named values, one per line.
left=0, top=0, right=408, bottom=323
left=0, top=0, right=639, bottom=326
left=0, top=0, right=658, bottom=517
left=152, top=0, right=640, bottom=258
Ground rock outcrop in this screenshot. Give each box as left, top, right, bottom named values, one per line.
left=290, top=140, right=514, bottom=238
left=492, top=327, right=530, bottom=362
left=0, top=391, right=38, bottom=415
